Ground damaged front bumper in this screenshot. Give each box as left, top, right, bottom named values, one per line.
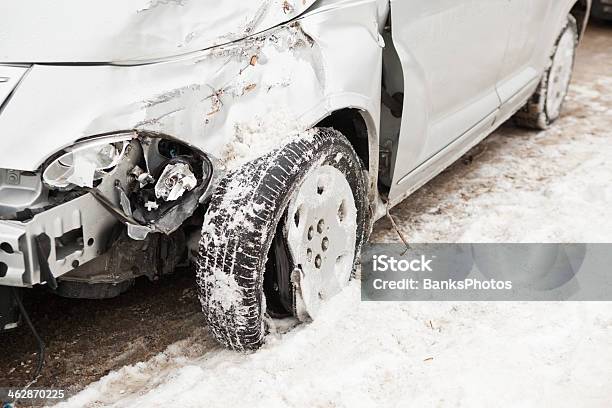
left=0, top=132, right=216, bottom=289
left=0, top=193, right=116, bottom=288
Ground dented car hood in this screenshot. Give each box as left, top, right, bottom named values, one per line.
left=0, top=0, right=316, bottom=63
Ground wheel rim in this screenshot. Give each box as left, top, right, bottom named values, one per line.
left=546, top=27, right=575, bottom=120
left=284, top=164, right=357, bottom=321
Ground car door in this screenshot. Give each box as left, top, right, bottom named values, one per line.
left=497, top=0, right=554, bottom=120
left=386, top=0, right=512, bottom=202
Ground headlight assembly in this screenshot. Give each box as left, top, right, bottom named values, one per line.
left=40, top=132, right=215, bottom=240
left=42, top=134, right=134, bottom=189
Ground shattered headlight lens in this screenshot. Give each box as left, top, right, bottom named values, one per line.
left=43, top=134, right=133, bottom=189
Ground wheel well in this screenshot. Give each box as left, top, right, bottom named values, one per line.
left=570, top=0, right=589, bottom=39
left=317, top=109, right=370, bottom=170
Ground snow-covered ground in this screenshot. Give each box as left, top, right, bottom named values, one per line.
left=59, top=296, right=612, bottom=408
left=55, top=25, right=612, bottom=408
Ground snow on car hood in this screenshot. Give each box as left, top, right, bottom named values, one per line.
left=0, top=0, right=316, bottom=63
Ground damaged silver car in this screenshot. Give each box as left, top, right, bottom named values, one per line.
left=0, top=0, right=591, bottom=351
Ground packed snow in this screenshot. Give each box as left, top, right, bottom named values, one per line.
left=57, top=294, right=611, bottom=408
left=55, top=29, right=612, bottom=408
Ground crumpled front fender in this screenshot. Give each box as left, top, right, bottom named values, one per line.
left=0, top=3, right=383, bottom=178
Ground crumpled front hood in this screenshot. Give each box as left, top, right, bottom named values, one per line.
left=0, top=0, right=315, bottom=63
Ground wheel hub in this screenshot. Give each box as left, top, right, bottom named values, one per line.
left=284, top=165, right=357, bottom=321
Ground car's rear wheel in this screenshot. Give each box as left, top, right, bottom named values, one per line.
left=196, top=128, right=369, bottom=351
left=514, top=15, right=578, bottom=130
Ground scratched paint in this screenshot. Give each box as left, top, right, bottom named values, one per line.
left=0, top=0, right=317, bottom=63
left=0, top=2, right=383, bottom=174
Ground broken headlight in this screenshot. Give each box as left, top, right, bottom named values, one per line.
left=42, top=134, right=134, bottom=189
left=41, top=133, right=214, bottom=239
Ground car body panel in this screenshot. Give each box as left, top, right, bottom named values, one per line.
left=497, top=0, right=553, bottom=106
left=386, top=0, right=587, bottom=204
left=386, top=0, right=512, bottom=201
left=0, top=65, right=30, bottom=108
left=496, top=0, right=588, bottom=121
left=0, top=0, right=317, bottom=63
left=0, top=2, right=382, bottom=175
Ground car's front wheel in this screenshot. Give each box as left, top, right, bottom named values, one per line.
left=196, top=128, right=369, bottom=351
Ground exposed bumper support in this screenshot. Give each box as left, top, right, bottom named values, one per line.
left=0, top=194, right=117, bottom=288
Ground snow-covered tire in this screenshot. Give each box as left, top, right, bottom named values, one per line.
left=196, top=129, right=369, bottom=351
left=513, top=15, right=578, bottom=130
